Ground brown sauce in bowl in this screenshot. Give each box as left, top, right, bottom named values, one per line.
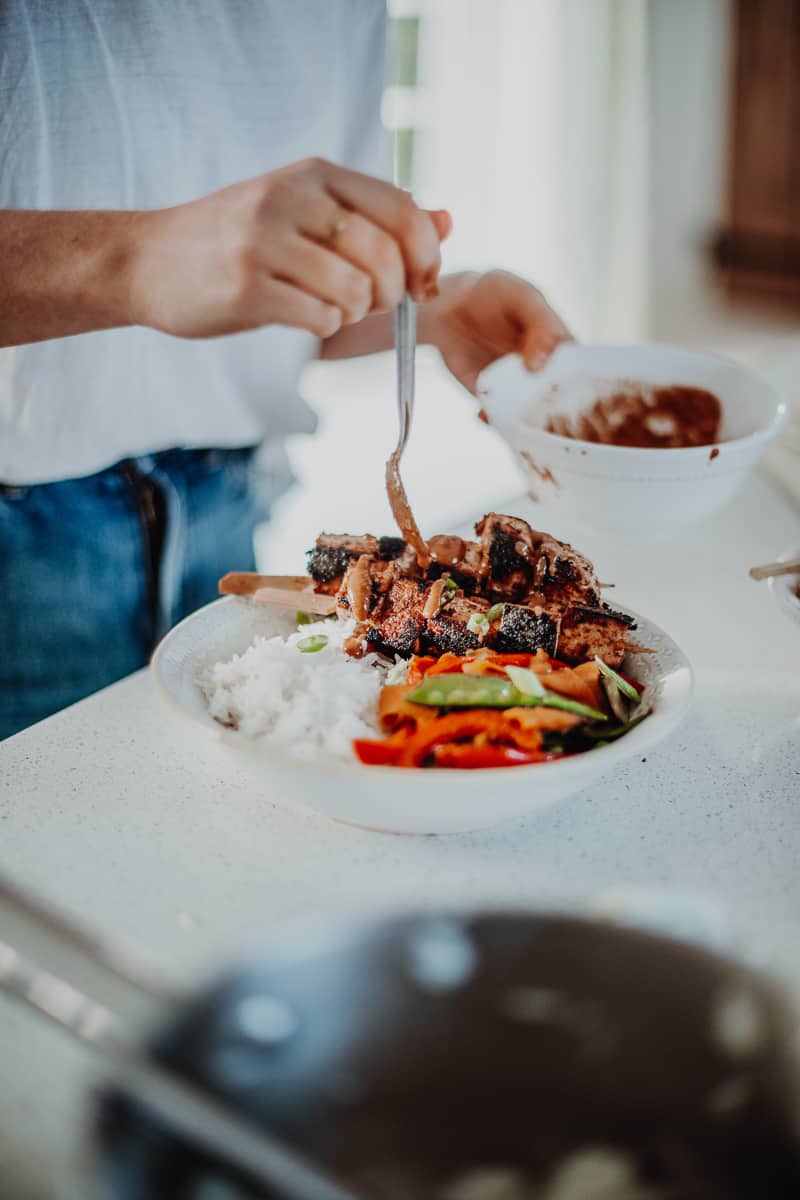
left=546, top=384, right=722, bottom=449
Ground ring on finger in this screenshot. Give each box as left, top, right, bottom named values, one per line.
left=324, top=210, right=349, bottom=244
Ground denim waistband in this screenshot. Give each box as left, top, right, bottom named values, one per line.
left=0, top=445, right=258, bottom=498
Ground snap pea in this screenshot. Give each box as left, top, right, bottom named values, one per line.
left=409, top=674, right=518, bottom=708
left=407, top=673, right=607, bottom=721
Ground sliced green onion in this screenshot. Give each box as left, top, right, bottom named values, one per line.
left=486, top=602, right=505, bottom=622
left=540, top=692, right=608, bottom=721
left=296, top=610, right=315, bottom=626
left=594, top=656, right=640, bottom=702
left=297, top=634, right=328, bottom=653
left=584, top=707, right=651, bottom=741
left=443, top=575, right=458, bottom=592
left=505, top=665, right=545, bottom=698
left=467, top=611, right=490, bottom=636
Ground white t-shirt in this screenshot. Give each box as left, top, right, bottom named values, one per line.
left=0, top=0, right=386, bottom=484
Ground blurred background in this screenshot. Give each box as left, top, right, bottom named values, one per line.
left=259, top=0, right=800, bottom=571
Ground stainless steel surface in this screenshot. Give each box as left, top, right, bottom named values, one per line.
left=0, top=874, right=362, bottom=1200
left=393, top=292, right=416, bottom=461
left=0, top=873, right=179, bottom=1038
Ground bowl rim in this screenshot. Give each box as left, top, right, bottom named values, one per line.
left=481, top=341, right=789, bottom=463
left=150, top=596, right=694, bottom=788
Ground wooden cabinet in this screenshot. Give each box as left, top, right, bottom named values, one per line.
left=714, top=0, right=800, bottom=298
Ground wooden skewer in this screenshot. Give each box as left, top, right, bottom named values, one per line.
left=219, top=573, right=312, bottom=595
left=218, top=572, right=336, bottom=615
left=749, top=558, right=800, bottom=582
left=252, top=587, right=336, bottom=615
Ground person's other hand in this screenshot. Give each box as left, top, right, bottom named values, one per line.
left=128, top=159, right=451, bottom=339
left=419, top=270, right=572, bottom=394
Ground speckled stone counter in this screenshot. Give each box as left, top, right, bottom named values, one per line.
left=0, top=472, right=798, bottom=1199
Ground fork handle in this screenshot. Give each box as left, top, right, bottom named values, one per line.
left=394, top=293, right=416, bottom=453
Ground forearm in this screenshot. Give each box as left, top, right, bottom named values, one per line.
left=319, top=302, right=442, bottom=359
left=320, top=272, right=477, bottom=361
left=319, top=310, right=395, bottom=359
left=0, top=210, right=141, bottom=348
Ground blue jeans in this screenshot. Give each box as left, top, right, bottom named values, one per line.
left=0, top=447, right=277, bottom=740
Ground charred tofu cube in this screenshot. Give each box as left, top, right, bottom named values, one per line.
left=425, top=540, right=484, bottom=594
left=424, top=595, right=488, bottom=655
left=366, top=578, right=426, bottom=658
left=477, top=515, right=535, bottom=600
left=378, top=536, right=407, bottom=560
left=491, top=603, right=558, bottom=656
left=308, top=533, right=380, bottom=593
left=307, top=545, right=351, bottom=591
left=556, top=604, right=635, bottom=668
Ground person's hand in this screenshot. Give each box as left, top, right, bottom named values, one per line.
left=418, top=270, right=571, bottom=394
left=128, top=158, right=451, bottom=339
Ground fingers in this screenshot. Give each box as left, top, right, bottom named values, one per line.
left=325, top=213, right=405, bottom=311
left=441, top=343, right=493, bottom=396
left=258, top=277, right=343, bottom=339
left=428, top=209, right=453, bottom=241
left=268, top=233, right=373, bottom=325
left=483, top=272, right=572, bottom=370
left=320, top=160, right=445, bottom=300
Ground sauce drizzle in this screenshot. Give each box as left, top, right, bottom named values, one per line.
left=347, top=554, right=373, bottom=623
left=386, top=450, right=430, bottom=568
left=428, top=534, right=466, bottom=565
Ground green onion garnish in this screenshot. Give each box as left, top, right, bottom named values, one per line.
left=486, top=602, right=505, bottom=622
left=583, top=707, right=650, bottom=741
left=443, top=575, right=458, bottom=592
left=296, top=611, right=315, bottom=626
left=297, top=634, right=328, bottom=653
left=505, top=665, right=545, bottom=698
left=594, top=656, right=640, bottom=701
left=467, top=612, right=490, bottom=636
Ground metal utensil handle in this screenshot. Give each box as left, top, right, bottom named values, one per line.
left=0, top=876, right=364, bottom=1200
left=0, top=873, right=181, bottom=1035
left=394, top=293, right=416, bottom=455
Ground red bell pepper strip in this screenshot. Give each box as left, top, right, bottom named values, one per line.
left=353, top=735, right=407, bottom=766
left=430, top=743, right=548, bottom=769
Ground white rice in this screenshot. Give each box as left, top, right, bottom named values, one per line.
left=201, top=618, right=388, bottom=762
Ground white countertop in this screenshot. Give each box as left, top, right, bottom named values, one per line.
left=1, top=471, right=799, bottom=1200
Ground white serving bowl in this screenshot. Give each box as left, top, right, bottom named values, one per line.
left=151, top=596, right=693, bottom=836
left=480, top=343, right=788, bottom=540
left=769, top=546, right=800, bottom=629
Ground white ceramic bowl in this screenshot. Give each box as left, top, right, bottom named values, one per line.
left=480, top=343, right=788, bottom=539
left=769, top=546, right=800, bottom=628
left=151, top=596, right=693, bottom=836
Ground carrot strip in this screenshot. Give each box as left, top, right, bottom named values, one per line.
left=407, top=656, right=437, bottom=685
left=423, top=652, right=469, bottom=677
left=378, top=684, right=440, bottom=732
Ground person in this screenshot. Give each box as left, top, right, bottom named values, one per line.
left=0, top=1, right=569, bottom=740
